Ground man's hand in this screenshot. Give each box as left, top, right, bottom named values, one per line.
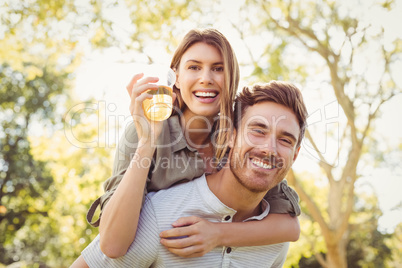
left=159, top=216, right=222, bottom=258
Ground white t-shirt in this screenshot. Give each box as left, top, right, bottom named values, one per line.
left=82, top=175, right=289, bottom=267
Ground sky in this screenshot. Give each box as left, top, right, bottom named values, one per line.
left=70, top=0, right=402, bottom=233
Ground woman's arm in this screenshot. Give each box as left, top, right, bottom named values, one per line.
left=159, top=214, right=300, bottom=257
left=98, top=74, right=163, bottom=258
left=99, top=145, right=155, bottom=258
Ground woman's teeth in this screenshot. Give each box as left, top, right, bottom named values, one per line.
left=251, top=159, right=274, bottom=170
left=194, top=92, right=217, bottom=98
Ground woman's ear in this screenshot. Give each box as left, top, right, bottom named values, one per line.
left=173, top=68, right=180, bottom=89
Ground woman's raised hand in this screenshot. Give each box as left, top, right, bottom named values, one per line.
left=126, top=73, right=170, bottom=145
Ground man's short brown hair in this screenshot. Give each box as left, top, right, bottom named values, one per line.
left=233, top=81, right=308, bottom=148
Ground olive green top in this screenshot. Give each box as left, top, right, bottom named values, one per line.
left=87, top=115, right=301, bottom=227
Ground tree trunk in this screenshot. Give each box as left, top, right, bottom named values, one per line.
left=326, top=239, right=348, bottom=268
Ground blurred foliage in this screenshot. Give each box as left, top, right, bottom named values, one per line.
left=0, top=64, right=68, bottom=265
left=28, top=110, right=113, bottom=266
left=1, top=0, right=401, bottom=267
left=385, top=222, right=402, bottom=267
left=286, top=173, right=394, bottom=267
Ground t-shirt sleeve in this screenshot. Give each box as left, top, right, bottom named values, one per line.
left=82, top=195, right=159, bottom=267
left=264, top=180, right=301, bottom=216
left=271, top=242, right=290, bottom=268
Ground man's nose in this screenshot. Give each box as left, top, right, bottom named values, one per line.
left=261, top=136, right=278, bottom=156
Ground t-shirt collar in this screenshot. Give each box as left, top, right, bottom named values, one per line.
left=195, top=175, right=270, bottom=222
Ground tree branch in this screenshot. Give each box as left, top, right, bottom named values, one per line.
left=305, top=130, right=335, bottom=182
left=315, top=252, right=328, bottom=268
left=262, top=3, right=358, bottom=144
left=231, top=21, right=258, bottom=66
left=333, top=124, right=348, bottom=168
left=287, top=169, right=331, bottom=238
left=336, top=180, right=355, bottom=241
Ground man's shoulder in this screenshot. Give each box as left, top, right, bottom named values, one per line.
left=146, top=174, right=205, bottom=203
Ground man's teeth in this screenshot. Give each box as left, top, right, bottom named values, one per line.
left=251, top=159, right=273, bottom=169
left=195, top=92, right=217, bottom=98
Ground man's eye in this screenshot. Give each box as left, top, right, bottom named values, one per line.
left=252, top=129, right=265, bottom=135
left=280, top=138, right=291, bottom=144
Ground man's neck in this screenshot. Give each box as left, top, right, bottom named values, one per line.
left=206, top=168, right=267, bottom=222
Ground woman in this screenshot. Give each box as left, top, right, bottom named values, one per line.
left=83, top=28, right=300, bottom=261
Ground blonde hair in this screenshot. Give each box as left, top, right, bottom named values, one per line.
left=170, top=28, right=240, bottom=163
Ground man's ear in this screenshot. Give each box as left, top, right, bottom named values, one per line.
left=293, top=146, right=301, bottom=162
left=228, top=129, right=236, bottom=148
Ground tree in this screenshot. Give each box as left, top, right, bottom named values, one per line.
left=2, top=0, right=401, bottom=266
left=29, top=106, right=114, bottom=266
left=1, top=0, right=83, bottom=265
left=291, top=186, right=393, bottom=267
left=385, top=221, right=402, bottom=267
left=237, top=0, right=401, bottom=267
left=0, top=64, right=69, bottom=264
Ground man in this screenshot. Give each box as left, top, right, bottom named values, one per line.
left=72, top=81, right=308, bottom=267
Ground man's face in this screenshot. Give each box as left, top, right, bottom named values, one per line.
left=229, top=101, right=301, bottom=193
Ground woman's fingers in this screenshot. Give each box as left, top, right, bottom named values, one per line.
left=126, top=74, right=159, bottom=98
left=130, top=92, right=152, bottom=113
left=160, top=235, right=208, bottom=258
left=126, top=73, right=144, bottom=96
left=163, top=245, right=206, bottom=258
left=160, top=217, right=220, bottom=258
left=171, top=216, right=201, bottom=228
left=160, top=236, right=193, bottom=249
left=160, top=225, right=193, bottom=239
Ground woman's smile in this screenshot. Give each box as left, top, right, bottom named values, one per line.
left=176, top=42, right=224, bottom=118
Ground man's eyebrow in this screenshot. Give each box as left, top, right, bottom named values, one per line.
left=248, top=121, right=269, bottom=129
left=281, top=131, right=298, bottom=143
left=248, top=121, right=298, bottom=142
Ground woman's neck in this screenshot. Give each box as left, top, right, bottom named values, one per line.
left=180, top=110, right=215, bottom=147
left=180, top=110, right=217, bottom=174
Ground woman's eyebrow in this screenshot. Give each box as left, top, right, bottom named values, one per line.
left=185, top=59, right=224, bottom=65
left=185, top=59, right=202, bottom=64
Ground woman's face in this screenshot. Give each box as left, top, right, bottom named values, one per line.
left=175, top=42, right=225, bottom=119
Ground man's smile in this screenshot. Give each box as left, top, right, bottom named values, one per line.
left=250, top=158, right=275, bottom=170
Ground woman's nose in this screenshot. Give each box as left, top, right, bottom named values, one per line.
left=200, top=70, right=213, bottom=85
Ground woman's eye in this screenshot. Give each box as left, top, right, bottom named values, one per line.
left=189, top=65, right=200, bottom=70
left=213, top=66, right=224, bottom=72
